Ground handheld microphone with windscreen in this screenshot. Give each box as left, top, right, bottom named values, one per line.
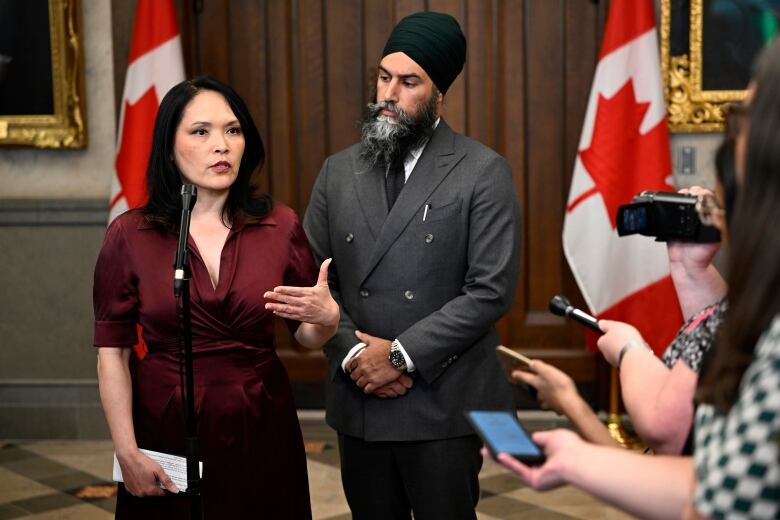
left=549, top=295, right=603, bottom=335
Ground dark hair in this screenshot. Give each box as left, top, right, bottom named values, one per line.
left=697, top=38, right=780, bottom=412
left=142, top=75, right=271, bottom=230
left=714, top=137, right=737, bottom=228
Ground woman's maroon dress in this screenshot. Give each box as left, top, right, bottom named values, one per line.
left=93, top=204, right=315, bottom=519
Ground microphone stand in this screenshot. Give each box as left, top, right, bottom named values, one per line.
left=174, top=184, right=203, bottom=520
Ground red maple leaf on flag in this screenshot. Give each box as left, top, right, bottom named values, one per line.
left=578, top=80, right=672, bottom=229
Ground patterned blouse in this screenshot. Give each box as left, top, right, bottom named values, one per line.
left=693, top=315, right=780, bottom=519
left=662, top=298, right=728, bottom=372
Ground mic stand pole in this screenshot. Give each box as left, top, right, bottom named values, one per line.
left=174, top=185, right=203, bottom=520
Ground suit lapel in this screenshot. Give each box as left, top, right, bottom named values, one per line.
left=360, top=120, right=465, bottom=284
left=353, top=160, right=388, bottom=240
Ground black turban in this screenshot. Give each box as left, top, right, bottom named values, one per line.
left=382, top=12, right=466, bottom=94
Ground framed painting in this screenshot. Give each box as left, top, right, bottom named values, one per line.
left=0, top=0, right=86, bottom=148
left=661, top=0, right=779, bottom=132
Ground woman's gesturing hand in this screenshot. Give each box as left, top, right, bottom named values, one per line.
left=264, top=258, right=339, bottom=327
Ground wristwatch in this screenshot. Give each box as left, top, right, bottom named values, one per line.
left=388, top=340, right=407, bottom=371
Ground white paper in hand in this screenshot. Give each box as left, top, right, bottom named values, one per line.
left=113, top=449, right=203, bottom=492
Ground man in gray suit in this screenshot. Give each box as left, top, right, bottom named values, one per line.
left=304, top=11, right=521, bottom=520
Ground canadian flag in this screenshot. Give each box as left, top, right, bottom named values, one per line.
left=109, top=0, right=185, bottom=358
left=109, top=0, right=185, bottom=222
left=563, top=0, right=683, bottom=355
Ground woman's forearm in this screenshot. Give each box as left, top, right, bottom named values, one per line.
left=620, top=352, right=696, bottom=454
left=563, top=398, right=620, bottom=448
left=97, top=347, right=139, bottom=457
left=295, top=321, right=338, bottom=349
left=669, top=263, right=727, bottom=320
left=566, top=444, right=695, bottom=519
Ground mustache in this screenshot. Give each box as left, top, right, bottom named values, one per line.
left=358, top=95, right=436, bottom=172
left=368, top=100, right=411, bottom=122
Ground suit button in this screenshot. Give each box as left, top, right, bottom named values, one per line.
left=360, top=289, right=369, bottom=297
left=345, top=233, right=354, bottom=243
left=441, top=362, right=448, bottom=368
left=404, top=290, right=414, bottom=300
left=424, top=233, right=434, bottom=243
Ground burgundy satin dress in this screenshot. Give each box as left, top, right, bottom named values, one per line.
left=93, top=204, right=315, bottom=519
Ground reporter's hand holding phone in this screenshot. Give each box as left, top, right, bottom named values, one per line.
left=512, top=360, right=579, bottom=415
left=489, top=428, right=584, bottom=491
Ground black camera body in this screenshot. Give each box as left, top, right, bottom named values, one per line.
left=616, top=191, right=721, bottom=243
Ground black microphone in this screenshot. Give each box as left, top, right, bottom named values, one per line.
left=549, top=295, right=603, bottom=334
left=174, top=184, right=198, bottom=297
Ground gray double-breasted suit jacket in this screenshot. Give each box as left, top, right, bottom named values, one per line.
left=303, top=119, right=521, bottom=442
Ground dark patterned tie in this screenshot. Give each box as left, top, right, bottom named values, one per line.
left=385, top=159, right=405, bottom=209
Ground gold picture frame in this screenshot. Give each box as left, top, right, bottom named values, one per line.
left=661, top=0, right=753, bottom=133
left=0, top=0, right=86, bottom=148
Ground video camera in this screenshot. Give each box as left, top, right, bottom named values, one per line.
left=616, top=191, right=721, bottom=243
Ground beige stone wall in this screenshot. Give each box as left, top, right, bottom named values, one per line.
left=0, top=1, right=116, bottom=199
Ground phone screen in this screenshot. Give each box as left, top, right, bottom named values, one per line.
left=466, top=411, right=544, bottom=464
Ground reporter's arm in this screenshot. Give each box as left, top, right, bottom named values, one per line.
left=667, top=186, right=727, bottom=320
left=560, top=397, right=620, bottom=448
left=597, top=320, right=696, bottom=454
left=669, top=259, right=727, bottom=320
left=495, top=429, right=695, bottom=520
left=619, top=354, right=697, bottom=454
left=97, top=347, right=177, bottom=496
left=560, top=440, right=695, bottom=519
left=513, top=362, right=619, bottom=448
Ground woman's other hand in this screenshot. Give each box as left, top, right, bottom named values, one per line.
left=264, top=258, right=339, bottom=327
left=117, top=449, right=178, bottom=497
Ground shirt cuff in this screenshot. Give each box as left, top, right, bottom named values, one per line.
left=394, top=339, right=416, bottom=372
left=341, top=342, right=367, bottom=372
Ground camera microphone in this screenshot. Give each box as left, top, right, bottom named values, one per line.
left=549, top=295, right=603, bottom=334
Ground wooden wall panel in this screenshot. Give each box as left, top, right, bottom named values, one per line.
left=228, top=0, right=270, bottom=194
left=496, top=0, right=526, bottom=345
left=465, top=0, right=496, bottom=147
left=325, top=1, right=363, bottom=153
left=296, top=0, right=328, bottom=208
left=429, top=0, right=466, bottom=133
left=113, top=0, right=610, bottom=396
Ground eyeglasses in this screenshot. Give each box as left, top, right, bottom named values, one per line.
left=695, top=193, right=726, bottom=226
left=725, top=101, right=747, bottom=139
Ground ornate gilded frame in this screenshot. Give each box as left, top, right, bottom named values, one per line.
left=0, top=0, right=86, bottom=148
left=661, top=0, right=748, bottom=132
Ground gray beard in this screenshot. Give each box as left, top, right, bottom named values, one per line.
left=358, top=95, right=437, bottom=172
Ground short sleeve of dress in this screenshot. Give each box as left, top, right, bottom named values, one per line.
left=693, top=316, right=780, bottom=519
left=283, top=215, right=318, bottom=335
left=661, top=299, right=727, bottom=373
left=93, top=217, right=139, bottom=348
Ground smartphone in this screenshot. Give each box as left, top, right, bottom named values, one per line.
left=495, top=345, right=534, bottom=382
left=465, top=410, right=546, bottom=465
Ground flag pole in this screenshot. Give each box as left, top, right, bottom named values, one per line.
left=606, top=367, right=645, bottom=450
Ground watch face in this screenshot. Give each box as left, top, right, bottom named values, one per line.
left=389, top=348, right=406, bottom=370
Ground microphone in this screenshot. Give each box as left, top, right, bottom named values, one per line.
left=174, top=184, right=198, bottom=297
left=549, top=295, right=603, bottom=334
